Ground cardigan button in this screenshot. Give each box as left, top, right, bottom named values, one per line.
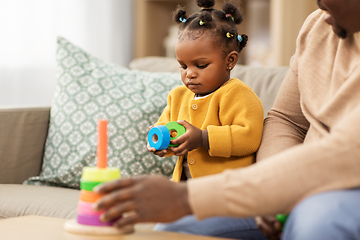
left=191, top=104, right=198, bottom=110
left=189, top=158, right=195, bottom=165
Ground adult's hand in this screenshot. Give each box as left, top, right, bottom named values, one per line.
left=92, top=175, right=192, bottom=228
left=254, top=216, right=282, bottom=240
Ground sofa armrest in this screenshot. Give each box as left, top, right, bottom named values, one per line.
left=0, top=107, right=50, bottom=184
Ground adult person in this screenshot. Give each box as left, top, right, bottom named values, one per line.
left=93, top=1, right=360, bottom=239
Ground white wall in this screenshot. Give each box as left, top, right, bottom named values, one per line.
left=0, top=0, right=133, bottom=108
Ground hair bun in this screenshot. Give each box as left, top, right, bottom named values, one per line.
left=239, top=34, right=248, bottom=49
left=197, top=0, right=215, bottom=9
left=222, top=2, right=243, bottom=24
left=173, top=6, right=187, bottom=24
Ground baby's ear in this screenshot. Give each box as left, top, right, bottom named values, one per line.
left=226, top=51, right=239, bottom=69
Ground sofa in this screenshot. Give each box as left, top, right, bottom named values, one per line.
left=0, top=56, right=289, bottom=224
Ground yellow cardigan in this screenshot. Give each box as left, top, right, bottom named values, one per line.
left=155, top=78, right=264, bottom=182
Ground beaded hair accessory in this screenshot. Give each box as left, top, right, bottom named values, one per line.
left=226, top=32, right=243, bottom=43
left=179, top=17, right=187, bottom=23
left=225, top=13, right=235, bottom=22
left=226, top=32, right=234, bottom=38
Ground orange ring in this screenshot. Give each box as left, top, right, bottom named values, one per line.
left=79, top=190, right=104, bottom=203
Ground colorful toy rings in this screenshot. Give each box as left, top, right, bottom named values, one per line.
left=77, top=200, right=105, bottom=216
left=81, top=166, right=121, bottom=182
left=148, top=125, right=170, bottom=150
left=165, top=122, right=186, bottom=147
left=148, top=122, right=186, bottom=150
left=80, top=179, right=102, bottom=191
left=77, top=213, right=116, bottom=226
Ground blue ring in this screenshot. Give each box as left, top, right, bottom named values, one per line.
left=148, top=125, right=170, bottom=150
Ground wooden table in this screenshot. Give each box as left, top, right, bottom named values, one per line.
left=0, top=215, right=232, bottom=240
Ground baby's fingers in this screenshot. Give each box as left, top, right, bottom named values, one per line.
left=169, top=132, right=186, bottom=147
left=154, top=149, right=167, bottom=157
left=147, top=143, right=156, bottom=152
left=170, top=144, right=188, bottom=156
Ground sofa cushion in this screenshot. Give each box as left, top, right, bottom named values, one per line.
left=23, top=37, right=181, bottom=188
left=0, top=108, right=50, bottom=184
left=0, top=184, right=79, bottom=219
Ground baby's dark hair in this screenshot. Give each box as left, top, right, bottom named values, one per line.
left=173, top=0, right=248, bottom=55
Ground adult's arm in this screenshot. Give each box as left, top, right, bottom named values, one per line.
left=188, top=101, right=360, bottom=218
left=256, top=60, right=309, bottom=161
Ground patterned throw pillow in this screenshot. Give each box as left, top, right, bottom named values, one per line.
left=23, top=37, right=182, bottom=188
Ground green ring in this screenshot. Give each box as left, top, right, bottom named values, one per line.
left=80, top=179, right=102, bottom=191
left=165, top=122, right=186, bottom=147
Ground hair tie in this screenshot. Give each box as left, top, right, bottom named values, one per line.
left=226, top=14, right=235, bottom=22
left=199, top=20, right=205, bottom=26
left=226, top=32, right=234, bottom=38
left=179, top=17, right=187, bottom=23
left=237, top=35, right=243, bottom=42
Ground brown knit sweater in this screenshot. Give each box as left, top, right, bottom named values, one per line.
left=187, top=9, right=360, bottom=219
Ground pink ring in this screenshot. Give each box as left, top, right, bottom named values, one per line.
left=77, top=201, right=105, bottom=216
left=77, top=213, right=116, bottom=226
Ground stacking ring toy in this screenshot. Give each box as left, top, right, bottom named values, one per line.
left=147, top=121, right=186, bottom=150
left=77, top=201, right=105, bottom=216
left=165, top=122, right=186, bottom=147
left=79, top=190, right=104, bottom=203
left=148, top=125, right=171, bottom=150
left=81, top=167, right=121, bottom=183
left=64, top=119, right=134, bottom=235
left=80, top=179, right=102, bottom=191
left=77, top=213, right=116, bottom=226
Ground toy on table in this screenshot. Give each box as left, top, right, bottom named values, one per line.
left=64, top=119, right=134, bottom=235
left=148, top=121, right=186, bottom=150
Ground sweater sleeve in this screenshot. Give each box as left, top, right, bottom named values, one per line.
left=256, top=55, right=310, bottom=161
left=207, top=83, right=264, bottom=158
left=188, top=102, right=360, bottom=218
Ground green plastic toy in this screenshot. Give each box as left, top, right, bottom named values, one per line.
left=276, top=214, right=288, bottom=230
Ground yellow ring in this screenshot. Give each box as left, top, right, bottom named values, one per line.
left=81, top=167, right=121, bottom=182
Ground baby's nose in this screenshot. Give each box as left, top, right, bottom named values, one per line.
left=186, top=68, right=196, bottom=78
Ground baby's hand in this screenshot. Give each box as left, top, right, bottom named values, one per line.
left=147, top=142, right=168, bottom=157
left=169, top=120, right=205, bottom=156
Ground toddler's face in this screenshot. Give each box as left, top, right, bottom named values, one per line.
left=175, top=35, right=229, bottom=97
